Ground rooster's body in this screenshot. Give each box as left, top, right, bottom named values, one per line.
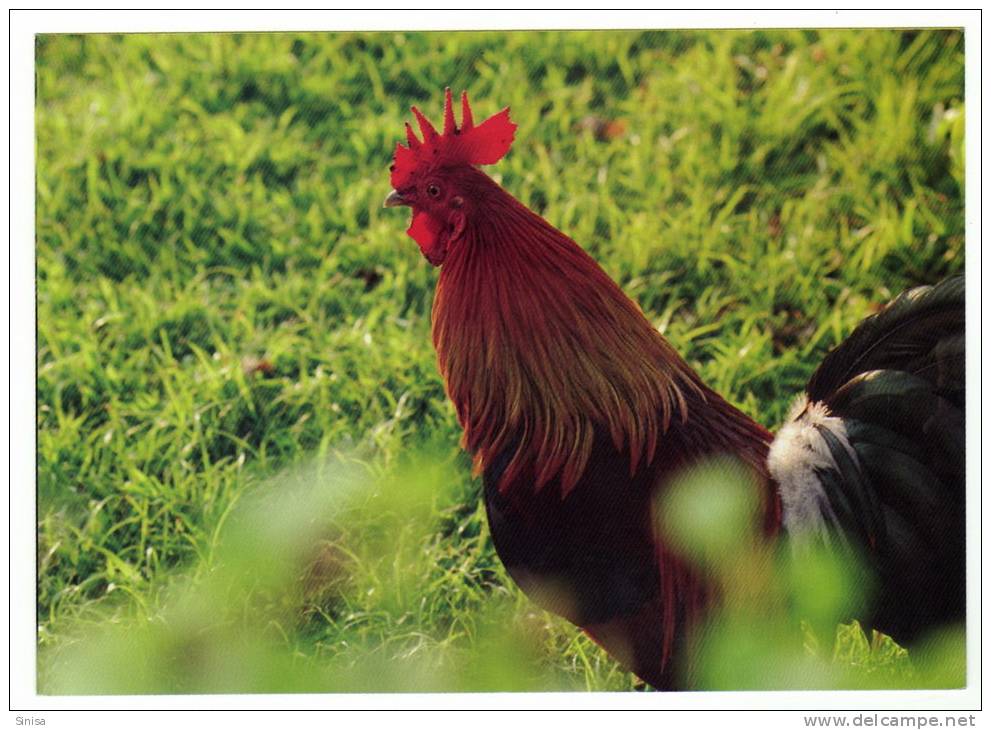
left=384, top=90, right=965, bottom=689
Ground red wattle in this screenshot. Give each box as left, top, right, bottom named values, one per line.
left=407, top=211, right=445, bottom=265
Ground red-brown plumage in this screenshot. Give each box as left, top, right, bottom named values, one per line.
left=386, top=91, right=781, bottom=688
left=433, top=175, right=710, bottom=495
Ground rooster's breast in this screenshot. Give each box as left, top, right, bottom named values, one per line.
left=483, top=428, right=663, bottom=627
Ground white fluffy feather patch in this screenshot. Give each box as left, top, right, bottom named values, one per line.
left=767, top=396, right=857, bottom=548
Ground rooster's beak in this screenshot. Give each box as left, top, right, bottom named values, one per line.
left=383, top=189, right=409, bottom=208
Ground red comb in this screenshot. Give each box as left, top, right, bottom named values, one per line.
left=391, top=88, right=516, bottom=189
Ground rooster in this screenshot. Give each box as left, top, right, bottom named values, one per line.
left=383, top=90, right=965, bottom=689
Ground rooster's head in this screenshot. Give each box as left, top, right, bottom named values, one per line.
left=384, top=89, right=516, bottom=266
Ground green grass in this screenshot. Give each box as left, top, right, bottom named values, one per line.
left=36, top=29, right=965, bottom=693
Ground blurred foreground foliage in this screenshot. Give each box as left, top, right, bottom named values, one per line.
left=42, top=450, right=624, bottom=692
left=42, top=452, right=964, bottom=693
left=36, top=28, right=965, bottom=692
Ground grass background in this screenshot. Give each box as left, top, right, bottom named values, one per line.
left=36, top=29, right=965, bottom=692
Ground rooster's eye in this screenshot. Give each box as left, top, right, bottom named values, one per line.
left=426, top=183, right=441, bottom=198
